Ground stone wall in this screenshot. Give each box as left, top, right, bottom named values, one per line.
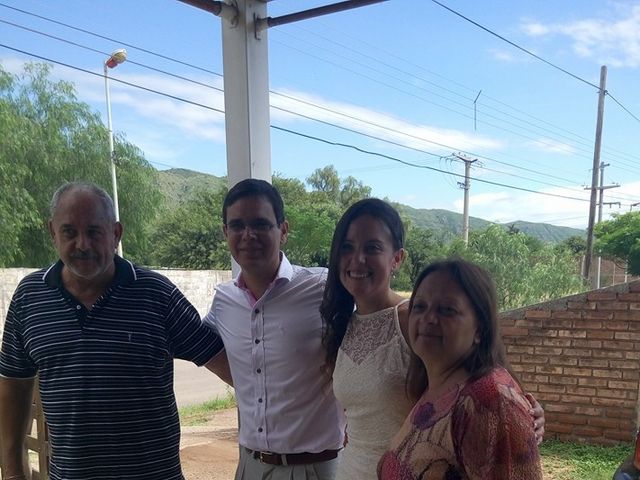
left=501, top=280, right=640, bottom=446
left=0, top=268, right=232, bottom=331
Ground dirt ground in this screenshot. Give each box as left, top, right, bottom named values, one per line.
left=180, top=408, right=239, bottom=480
left=178, top=409, right=581, bottom=480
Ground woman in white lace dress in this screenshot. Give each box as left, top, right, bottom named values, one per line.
left=320, top=198, right=415, bottom=479
left=320, top=198, right=545, bottom=479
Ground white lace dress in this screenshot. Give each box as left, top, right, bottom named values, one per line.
left=333, top=301, right=414, bottom=480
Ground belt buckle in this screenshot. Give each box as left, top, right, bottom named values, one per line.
left=259, top=451, right=280, bottom=464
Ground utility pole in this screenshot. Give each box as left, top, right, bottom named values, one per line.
left=582, top=65, right=607, bottom=285
left=596, top=162, right=619, bottom=288
left=454, top=153, right=477, bottom=245
left=585, top=162, right=619, bottom=289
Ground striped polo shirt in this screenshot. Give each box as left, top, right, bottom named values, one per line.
left=0, top=256, right=224, bottom=480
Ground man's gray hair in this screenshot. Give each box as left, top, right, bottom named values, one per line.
left=50, top=182, right=117, bottom=222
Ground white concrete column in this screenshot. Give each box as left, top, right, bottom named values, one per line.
left=222, top=0, right=272, bottom=187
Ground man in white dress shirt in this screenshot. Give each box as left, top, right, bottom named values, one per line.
left=204, top=179, right=345, bottom=480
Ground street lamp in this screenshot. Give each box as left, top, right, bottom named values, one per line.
left=104, top=48, right=127, bottom=257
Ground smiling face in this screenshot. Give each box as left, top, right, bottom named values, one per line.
left=49, top=188, right=122, bottom=285
left=408, top=270, right=480, bottom=372
left=223, top=195, right=288, bottom=279
left=338, top=214, right=404, bottom=311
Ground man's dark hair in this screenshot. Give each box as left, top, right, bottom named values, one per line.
left=222, top=178, right=285, bottom=225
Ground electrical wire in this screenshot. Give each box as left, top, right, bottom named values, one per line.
left=279, top=21, right=640, bottom=171
left=2, top=16, right=640, bottom=207
left=429, top=0, right=640, bottom=126
left=0, top=44, right=226, bottom=115
left=4, top=5, right=638, bottom=181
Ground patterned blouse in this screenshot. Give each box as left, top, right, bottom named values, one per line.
left=378, top=367, right=542, bottom=480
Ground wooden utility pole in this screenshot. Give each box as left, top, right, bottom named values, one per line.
left=454, top=153, right=477, bottom=245
left=582, top=66, right=607, bottom=284
left=593, top=162, right=620, bottom=288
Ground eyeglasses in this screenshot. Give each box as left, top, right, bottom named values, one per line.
left=225, top=219, right=276, bottom=234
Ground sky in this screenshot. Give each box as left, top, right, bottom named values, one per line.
left=2, top=0, right=640, bottom=229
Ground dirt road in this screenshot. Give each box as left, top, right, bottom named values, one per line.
left=180, top=408, right=239, bottom=480
left=174, top=359, right=232, bottom=408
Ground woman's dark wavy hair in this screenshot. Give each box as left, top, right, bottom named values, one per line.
left=321, top=198, right=405, bottom=372
left=406, top=258, right=515, bottom=401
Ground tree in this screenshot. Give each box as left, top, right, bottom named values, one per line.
left=284, top=201, right=342, bottom=267
left=446, top=225, right=583, bottom=310
left=555, top=235, right=587, bottom=256
left=594, top=211, right=640, bottom=275
left=339, top=175, right=372, bottom=208
left=306, top=165, right=340, bottom=202
left=0, top=62, right=162, bottom=266
left=398, top=224, right=445, bottom=290
left=150, top=187, right=230, bottom=269
left=306, top=165, right=371, bottom=209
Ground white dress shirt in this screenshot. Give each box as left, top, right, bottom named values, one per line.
left=204, top=253, right=346, bottom=454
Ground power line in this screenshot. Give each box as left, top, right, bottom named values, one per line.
left=4, top=6, right=638, bottom=181
left=271, top=125, right=593, bottom=204
left=2, top=14, right=596, bottom=188
left=0, top=18, right=226, bottom=94
left=3, top=28, right=639, bottom=207
left=429, top=0, right=599, bottom=90
left=2, top=41, right=601, bottom=207
left=0, top=1, right=224, bottom=78
left=294, top=20, right=639, bottom=165
left=0, top=43, right=226, bottom=115
left=273, top=91, right=591, bottom=188
left=272, top=32, right=638, bottom=174
left=429, top=0, right=640, bottom=126
left=607, top=91, right=640, bottom=124
left=278, top=24, right=635, bottom=169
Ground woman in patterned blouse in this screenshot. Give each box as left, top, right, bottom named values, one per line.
left=378, top=259, right=543, bottom=480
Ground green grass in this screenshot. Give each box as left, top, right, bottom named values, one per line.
left=178, top=390, right=236, bottom=426
left=540, top=440, right=632, bottom=480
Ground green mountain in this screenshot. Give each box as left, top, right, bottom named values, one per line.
left=157, top=168, right=226, bottom=210
left=157, top=168, right=584, bottom=243
left=395, top=204, right=584, bottom=243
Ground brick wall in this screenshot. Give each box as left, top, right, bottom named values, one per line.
left=501, top=280, right=640, bottom=446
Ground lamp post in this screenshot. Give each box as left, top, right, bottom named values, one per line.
left=104, top=48, right=127, bottom=257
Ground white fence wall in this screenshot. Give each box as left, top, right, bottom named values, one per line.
left=0, top=268, right=232, bottom=332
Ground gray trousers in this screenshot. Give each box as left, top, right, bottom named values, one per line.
left=235, top=446, right=339, bottom=480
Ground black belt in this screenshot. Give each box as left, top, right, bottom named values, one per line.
left=245, top=447, right=340, bottom=466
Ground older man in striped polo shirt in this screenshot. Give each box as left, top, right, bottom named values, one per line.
left=0, top=182, right=231, bottom=480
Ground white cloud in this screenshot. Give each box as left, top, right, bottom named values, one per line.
left=463, top=180, right=640, bottom=228
left=526, top=138, right=577, bottom=155
left=520, top=5, right=640, bottom=68
left=489, top=49, right=517, bottom=62
left=270, top=89, right=504, bottom=154
left=521, top=22, right=550, bottom=36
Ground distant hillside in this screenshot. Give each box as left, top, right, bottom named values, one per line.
left=158, top=168, right=584, bottom=243
left=395, top=204, right=491, bottom=240
left=157, top=168, right=226, bottom=210
left=395, top=204, right=584, bottom=243
left=500, top=220, right=584, bottom=244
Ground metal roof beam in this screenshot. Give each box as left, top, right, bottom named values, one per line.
left=256, top=0, right=388, bottom=32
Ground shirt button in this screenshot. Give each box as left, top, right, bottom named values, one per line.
left=254, top=308, right=260, bottom=314
left=258, top=427, right=263, bottom=433
left=76, top=305, right=81, bottom=310
left=258, top=398, right=263, bottom=403
left=257, top=368, right=262, bottom=374
left=255, top=339, right=260, bottom=344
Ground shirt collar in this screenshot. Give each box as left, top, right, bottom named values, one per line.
left=43, top=255, right=135, bottom=288
left=235, top=251, right=292, bottom=292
